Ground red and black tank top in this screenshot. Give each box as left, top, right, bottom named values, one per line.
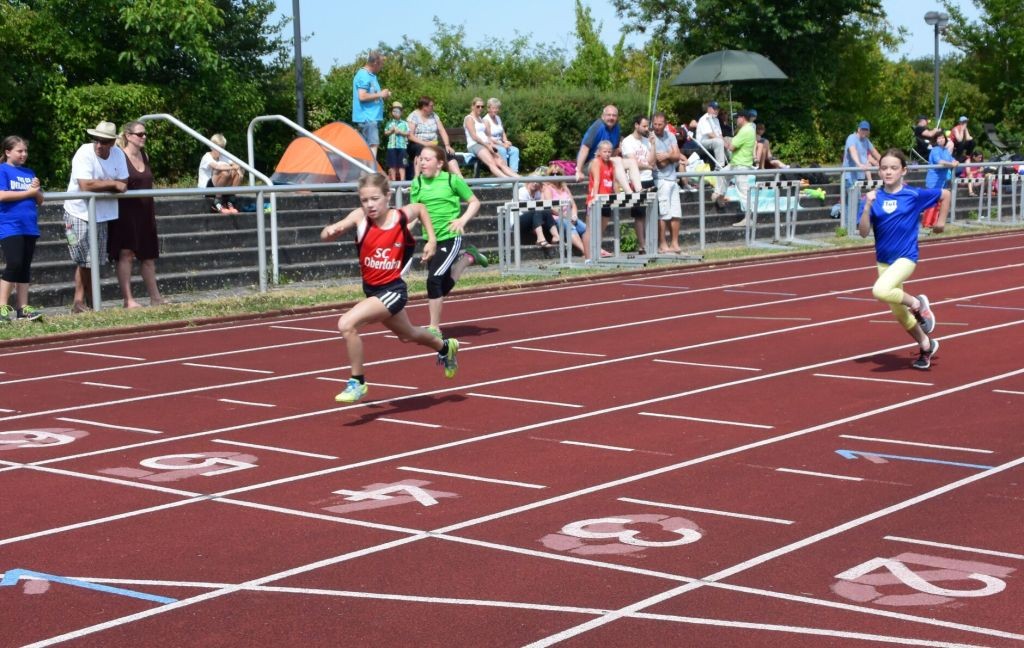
left=355, top=208, right=416, bottom=287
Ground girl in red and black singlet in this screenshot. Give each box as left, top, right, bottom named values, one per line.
left=320, top=174, right=460, bottom=404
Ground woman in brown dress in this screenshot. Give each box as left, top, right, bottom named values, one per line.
left=109, top=120, right=164, bottom=307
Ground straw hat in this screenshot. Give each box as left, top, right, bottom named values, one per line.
left=86, top=121, right=117, bottom=141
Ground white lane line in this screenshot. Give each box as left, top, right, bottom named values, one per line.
left=397, top=466, right=545, bottom=489
left=184, top=362, right=274, bottom=375
left=56, top=417, right=162, bottom=435
left=814, top=373, right=934, bottom=387
left=775, top=468, right=863, bottom=482
left=868, top=320, right=970, bottom=327
left=270, top=325, right=338, bottom=333
left=211, top=439, right=337, bottom=460
left=716, top=315, right=812, bottom=321
left=837, top=296, right=877, bottom=302
left=883, top=536, right=1024, bottom=561
left=315, top=377, right=417, bottom=390
left=618, top=497, right=794, bottom=525
left=993, top=389, right=1024, bottom=396
left=0, top=407, right=15, bottom=413
left=377, top=417, right=440, bottom=429
left=367, top=382, right=418, bottom=390
left=66, top=350, right=146, bottom=361
left=838, top=435, right=993, bottom=454
left=218, top=398, right=275, bottom=408
left=639, top=411, right=773, bottom=430
left=622, top=282, right=690, bottom=290
left=469, top=392, right=582, bottom=408
left=560, top=440, right=634, bottom=452
left=511, top=346, right=606, bottom=357
left=724, top=289, right=798, bottom=296
left=81, top=381, right=132, bottom=390
left=957, top=303, right=1024, bottom=311
left=653, top=359, right=760, bottom=372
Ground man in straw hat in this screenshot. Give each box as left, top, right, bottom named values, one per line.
left=64, top=120, right=128, bottom=313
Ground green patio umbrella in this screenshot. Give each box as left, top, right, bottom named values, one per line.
left=670, top=50, right=788, bottom=126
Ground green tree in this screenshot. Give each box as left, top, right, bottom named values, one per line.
left=943, top=0, right=1024, bottom=133
left=566, top=0, right=615, bottom=90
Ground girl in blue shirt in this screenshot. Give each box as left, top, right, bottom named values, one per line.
left=925, top=133, right=958, bottom=189
left=0, top=136, right=44, bottom=323
left=859, top=148, right=950, bottom=370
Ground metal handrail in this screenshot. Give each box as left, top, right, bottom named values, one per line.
left=138, top=113, right=275, bottom=292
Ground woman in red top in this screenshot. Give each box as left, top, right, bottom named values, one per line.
left=320, top=174, right=459, bottom=403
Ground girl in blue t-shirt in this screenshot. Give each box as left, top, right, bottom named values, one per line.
left=0, top=136, right=44, bottom=323
left=858, top=148, right=949, bottom=370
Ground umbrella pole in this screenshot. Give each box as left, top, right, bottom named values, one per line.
left=651, top=52, right=666, bottom=117
left=648, top=58, right=656, bottom=116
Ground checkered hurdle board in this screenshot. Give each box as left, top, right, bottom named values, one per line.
left=496, top=198, right=574, bottom=273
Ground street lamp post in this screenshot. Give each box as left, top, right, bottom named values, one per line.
left=924, top=11, right=950, bottom=123
left=293, top=0, right=305, bottom=128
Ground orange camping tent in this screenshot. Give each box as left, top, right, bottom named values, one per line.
left=271, top=121, right=382, bottom=184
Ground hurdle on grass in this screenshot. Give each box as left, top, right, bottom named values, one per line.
left=496, top=198, right=573, bottom=274
left=748, top=178, right=831, bottom=249
left=585, top=190, right=653, bottom=265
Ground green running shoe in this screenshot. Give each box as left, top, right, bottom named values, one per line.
left=0, top=304, right=11, bottom=324
left=463, top=243, right=489, bottom=268
left=439, top=338, right=459, bottom=379
left=426, top=325, right=443, bottom=340
left=17, top=305, right=43, bottom=322
left=335, top=378, right=368, bottom=403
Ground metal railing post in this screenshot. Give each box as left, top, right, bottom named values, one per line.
left=87, top=197, right=101, bottom=311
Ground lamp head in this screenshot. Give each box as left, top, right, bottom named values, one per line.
left=924, top=11, right=950, bottom=27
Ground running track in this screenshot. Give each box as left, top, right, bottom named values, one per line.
left=2, top=232, right=1024, bottom=647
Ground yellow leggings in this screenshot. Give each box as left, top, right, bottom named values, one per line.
left=873, top=259, right=917, bottom=331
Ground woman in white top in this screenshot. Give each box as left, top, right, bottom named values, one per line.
left=483, top=98, right=520, bottom=173
left=462, top=97, right=518, bottom=178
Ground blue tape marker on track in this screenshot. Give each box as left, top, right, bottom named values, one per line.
left=836, top=449, right=996, bottom=471
left=0, top=568, right=177, bottom=604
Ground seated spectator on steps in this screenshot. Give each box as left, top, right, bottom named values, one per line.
left=573, top=104, right=641, bottom=191
left=198, top=133, right=242, bottom=214
left=407, top=95, right=462, bottom=177
left=483, top=98, right=520, bottom=173
left=755, top=124, right=789, bottom=169
left=696, top=101, right=729, bottom=208
left=516, top=171, right=559, bottom=250
left=913, top=115, right=941, bottom=162
left=463, top=97, right=518, bottom=177
left=964, top=150, right=986, bottom=196
left=950, top=116, right=976, bottom=161
left=542, top=166, right=589, bottom=258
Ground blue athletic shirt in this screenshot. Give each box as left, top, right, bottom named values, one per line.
left=869, top=184, right=941, bottom=264
left=579, top=120, right=621, bottom=163
left=0, top=162, right=40, bottom=239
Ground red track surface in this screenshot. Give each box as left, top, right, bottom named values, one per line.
left=2, top=232, right=1024, bottom=647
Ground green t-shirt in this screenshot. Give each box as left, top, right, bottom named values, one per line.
left=410, top=172, right=474, bottom=241
left=731, top=122, right=756, bottom=167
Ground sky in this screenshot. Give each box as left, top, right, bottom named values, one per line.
left=274, top=1, right=982, bottom=72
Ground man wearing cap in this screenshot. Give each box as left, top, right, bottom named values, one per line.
left=383, top=101, right=409, bottom=181
left=64, top=121, right=129, bottom=313
left=950, top=116, right=975, bottom=161
left=913, top=115, right=941, bottom=162
left=843, top=120, right=880, bottom=186
left=695, top=100, right=728, bottom=208
left=727, top=110, right=757, bottom=227
left=352, top=50, right=391, bottom=158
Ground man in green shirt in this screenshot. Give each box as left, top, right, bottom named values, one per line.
left=728, top=110, right=757, bottom=227
left=409, top=144, right=486, bottom=337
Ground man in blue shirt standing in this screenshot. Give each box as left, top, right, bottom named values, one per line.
left=352, top=51, right=391, bottom=159
left=842, top=120, right=880, bottom=222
